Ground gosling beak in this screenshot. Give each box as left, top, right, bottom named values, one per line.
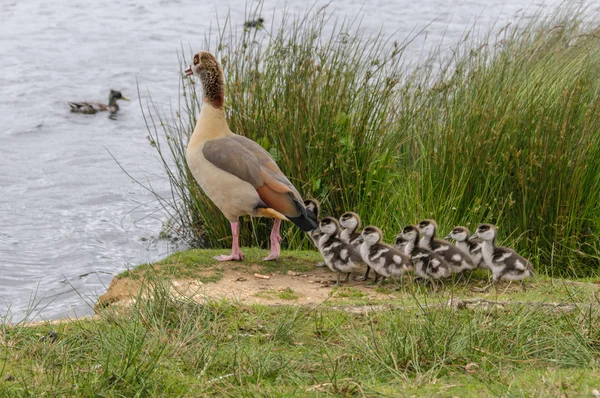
left=121, top=96, right=130, bottom=101
left=184, top=66, right=193, bottom=77
left=470, top=232, right=479, bottom=240
left=444, top=234, right=452, bottom=240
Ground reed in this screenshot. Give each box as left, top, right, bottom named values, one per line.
left=143, top=5, right=600, bottom=276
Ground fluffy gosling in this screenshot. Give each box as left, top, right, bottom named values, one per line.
left=339, top=212, right=370, bottom=281
left=444, top=226, right=484, bottom=269
left=418, top=219, right=476, bottom=274
left=401, top=225, right=451, bottom=286
left=471, top=224, right=534, bottom=291
left=318, top=217, right=363, bottom=286
left=359, top=226, right=413, bottom=288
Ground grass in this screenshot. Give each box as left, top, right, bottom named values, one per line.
left=2, top=255, right=600, bottom=396
left=141, top=4, right=600, bottom=277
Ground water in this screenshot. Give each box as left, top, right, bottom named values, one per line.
left=0, top=0, right=577, bottom=321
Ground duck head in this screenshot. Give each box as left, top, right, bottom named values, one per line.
left=108, top=90, right=129, bottom=105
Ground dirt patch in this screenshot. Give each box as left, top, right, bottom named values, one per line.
left=97, top=264, right=395, bottom=310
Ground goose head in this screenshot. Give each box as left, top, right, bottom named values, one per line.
left=185, top=51, right=225, bottom=107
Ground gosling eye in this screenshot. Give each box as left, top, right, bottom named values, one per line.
left=193, top=55, right=200, bottom=65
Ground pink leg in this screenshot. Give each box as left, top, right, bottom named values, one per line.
left=214, top=221, right=244, bottom=261
left=262, top=219, right=282, bottom=261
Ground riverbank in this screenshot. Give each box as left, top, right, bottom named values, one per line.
left=2, top=249, right=600, bottom=396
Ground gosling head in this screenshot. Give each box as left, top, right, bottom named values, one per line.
left=360, top=226, right=383, bottom=246
left=444, top=226, right=470, bottom=242
left=471, top=224, right=497, bottom=242
left=394, top=234, right=406, bottom=246
left=418, top=219, right=438, bottom=238
left=303, top=199, right=320, bottom=219
left=184, top=51, right=225, bottom=107
left=319, top=217, right=340, bottom=236
left=339, top=212, right=361, bottom=231
left=401, top=225, right=420, bottom=243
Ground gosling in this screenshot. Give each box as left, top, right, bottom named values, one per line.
left=401, top=225, right=451, bottom=286
left=444, top=226, right=484, bottom=269
left=418, top=219, right=476, bottom=275
left=339, top=212, right=369, bottom=281
left=359, top=226, right=413, bottom=288
left=471, top=224, right=534, bottom=291
left=304, top=199, right=326, bottom=267
left=318, top=217, right=363, bottom=286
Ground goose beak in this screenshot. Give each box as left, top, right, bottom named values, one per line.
left=470, top=232, right=479, bottom=240
left=444, top=234, right=452, bottom=240
left=121, top=96, right=130, bottom=101
left=184, top=66, right=193, bottom=77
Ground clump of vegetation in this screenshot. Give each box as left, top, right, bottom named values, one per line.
left=2, top=275, right=600, bottom=396
left=143, top=5, right=600, bottom=276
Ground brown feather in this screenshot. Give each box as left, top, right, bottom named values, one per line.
left=256, top=185, right=300, bottom=217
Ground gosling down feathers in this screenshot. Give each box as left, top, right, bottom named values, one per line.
left=418, top=219, right=476, bottom=274
left=184, top=51, right=317, bottom=261
left=359, top=226, right=413, bottom=287
left=444, top=226, right=484, bottom=268
left=401, top=225, right=451, bottom=284
left=318, top=217, right=363, bottom=286
left=69, top=90, right=129, bottom=115
left=471, top=224, right=534, bottom=290
left=304, top=199, right=326, bottom=268
left=339, top=212, right=370, bottom=281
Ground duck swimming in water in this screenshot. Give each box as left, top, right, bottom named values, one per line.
left=69, top=90, right=129, bottom=116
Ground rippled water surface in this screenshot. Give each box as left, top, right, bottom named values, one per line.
left=1, top=0, right=581, bottom=321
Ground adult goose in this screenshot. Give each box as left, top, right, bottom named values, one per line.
left=184, top=51, right=317, bottom=261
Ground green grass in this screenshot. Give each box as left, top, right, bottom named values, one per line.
left=117, top=248, right=322, bottom=283
left=141, top=4, right=600, bottom=277
left=2, top=271, right=600, bottom=397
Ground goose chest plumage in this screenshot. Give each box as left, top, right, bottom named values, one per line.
left=184, top=51, right=317, bottom=261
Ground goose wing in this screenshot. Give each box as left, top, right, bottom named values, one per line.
left=203, top=135, right=316, bottom=230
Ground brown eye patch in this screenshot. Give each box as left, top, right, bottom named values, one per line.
left=193, top=54, right=199, bottom=65
left=403, top=226, right=414, bottom=233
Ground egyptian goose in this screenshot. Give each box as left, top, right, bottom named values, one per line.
left=444, top=226, right=484, bottom=269
left=359, top=226, right=413, bottom=288
left=184, top=51, right=317, bottom=261
left=317, top=217, right=363, bottom=286
left=471, top=224, right=534, bottom=291
left=69, top=90, right=129, bottom=115
left=418, top=219, right=476, bottom=274
left=401, top=225, right=451, bottom=285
